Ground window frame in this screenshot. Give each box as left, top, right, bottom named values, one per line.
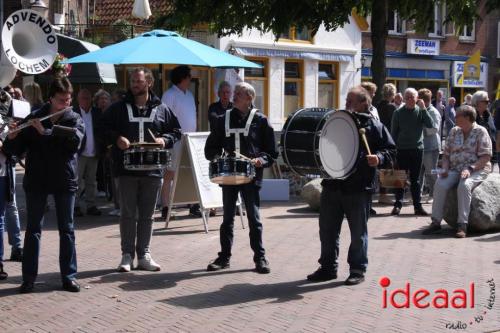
left=459, top=21, right=476, bottom=42
left=283, top=59, right=304, bottom=119
left=244, top=57, right=269, bottom=117
left=278, top=27, right=313, bottom=44
left=387, top=10, right=405, bottom=35
left=317, top=61, right=339, bottom=109
left=428, top=2, right=445, bottom=37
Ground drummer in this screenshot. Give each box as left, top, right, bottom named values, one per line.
left=204, top=82, right=278, bottom=274
left=101, top=67, right=181, bottom=273
left=307, top=86, right=396, bottom=285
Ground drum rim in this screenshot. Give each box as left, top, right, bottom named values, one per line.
left=319, top=110, right=360, bottom=179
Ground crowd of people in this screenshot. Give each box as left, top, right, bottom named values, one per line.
left=0, top=68, right=498, bottom=290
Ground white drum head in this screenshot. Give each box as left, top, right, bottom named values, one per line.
left=319, top=111, right=359, bottom=179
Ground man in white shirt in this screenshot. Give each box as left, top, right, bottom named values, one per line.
left=161, top=66, right=201, bottom=217
left=74, top=89, right=103, bottom=216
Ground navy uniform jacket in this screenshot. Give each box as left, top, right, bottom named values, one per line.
left=205, top=108, right=278, bottom=184
left=322, top=112, right=396, bottom=193
left=3, top=104, right=85, bottom=193
left=101, top=91, right=181, bottom=178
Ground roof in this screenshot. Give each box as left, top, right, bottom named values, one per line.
left=94, top=0, right=174, bottom=25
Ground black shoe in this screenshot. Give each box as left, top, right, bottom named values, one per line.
left=255, top=257, right=271, bottom=274
left=10, top=247, right=23, bottom=262
left=207, top=257, right=230, bottom=271
left=161, top=206, right=169, bottom=218
left=422, top=223, right=442, bottom=235
left=74, top=207, right=84, bottom=217
left=189, top=206, right=202, bottom=217
left=0, top=263, right=7, bottom=280
left=86, top=206, right=102, bottom=216
left=391, top=206, right=401, bottom=216
left=62, top=280, right=81, bottom=292
left=19, top=281, right=34, bottom=293
left=345, top=273, right=365, bottom=285
left=414, top=206, right=428, bottom=216
left=307, top=267, right=337, bottom=282
left=369, top=208, right=377, bottom=216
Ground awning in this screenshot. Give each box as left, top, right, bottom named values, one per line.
left=234, top=46, right=354, bottom=62
left=40, top=34, right=117, bottom=84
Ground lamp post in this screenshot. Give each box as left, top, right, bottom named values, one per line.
left=30, top=0, right=49, bottom=19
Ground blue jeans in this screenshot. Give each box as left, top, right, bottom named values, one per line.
left=0, top=177, right=7, bottom=262
left=318, top=186, right=369, bottom=274
left=5, top=167, right=22, bottom=250
left=23, top=191, right=77, bottom=283
left=220, top=183, right=265, bottom=262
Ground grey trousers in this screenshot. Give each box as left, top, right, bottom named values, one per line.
left=431, top=170, right=488, bottom=225
left=119, top=176, right=161, bottom=259
left=77, top=155, right=99, bottom=208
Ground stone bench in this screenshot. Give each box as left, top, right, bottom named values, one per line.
left=443, top=173, right=500, bottom=232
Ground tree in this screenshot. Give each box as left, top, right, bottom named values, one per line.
left=157, top=0, right=499, bottom=103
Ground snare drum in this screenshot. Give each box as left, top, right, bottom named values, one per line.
left=209, top=157, right=256, bottom=185
left=281, top=108, right=361, bottom=179
left=123, top=143, right=171, bottom=171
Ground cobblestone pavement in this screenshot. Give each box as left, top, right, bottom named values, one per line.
left=0, top=173, right=499, bottom=333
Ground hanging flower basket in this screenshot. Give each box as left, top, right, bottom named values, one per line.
left=50, top=53, right=72, bottom=78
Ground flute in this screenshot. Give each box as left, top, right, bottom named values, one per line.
left=8, top=109, right=67, bottom=134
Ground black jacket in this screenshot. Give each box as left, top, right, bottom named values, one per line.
left=205, top=108, right=278, bottom=184
left=208, top=100, right=233, bottom=128
left=3, top=103, right=85, bottom=193
left=322, top=112, right=396, bottom=193
left=74, top=106, right=105, bottom=157
left=101, top=91, right=181, bottom=178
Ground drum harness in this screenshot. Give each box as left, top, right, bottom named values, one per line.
left=224, top=108, right=257, bottom=156
left=126, top=103, right=158, bottom=143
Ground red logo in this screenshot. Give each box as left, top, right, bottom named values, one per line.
left=380, top=276, right=475, bottom=309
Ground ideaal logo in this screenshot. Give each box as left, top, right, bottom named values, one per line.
left=379, top=277, right=496, bottom=330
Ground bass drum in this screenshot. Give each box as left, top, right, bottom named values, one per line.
left=281, top=108, right=333, bottom=178
left=281, top=108, right=361, bottom=179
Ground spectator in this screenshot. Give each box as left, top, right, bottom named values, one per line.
left=377, top=83, right=397, bottom=131
left=390, top=88, right=434, bottom=216
left=423, top=105, right=492, bottom=238
left=417, top=88, right=441, bottom=203
left=111, top=89, right=127, bottom=103
left=93, top=89, right=112, bottom=199
left=394, top=92, right=404, bottom=109
left=361, top=82, right=379, bottom=120
left=472, top=91, right=496, bottom=149
left=23, top=83, right=44, bottom=112
left=208, top=81, right=233, bottom=129
left=94, top=89, right=111, bottom=112
left=463, top=94, right=472, bottom=106
left=444, top=97, right=456, bottom=136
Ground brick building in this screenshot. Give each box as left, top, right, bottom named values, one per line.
left=361, top=1, right=499, bottom=103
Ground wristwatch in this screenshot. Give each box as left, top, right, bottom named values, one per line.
left=467, top=165, right=474, bottom=173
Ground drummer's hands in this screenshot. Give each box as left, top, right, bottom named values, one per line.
left=366, top=154, right=379, bottom=167
left=252, top=158, right=263, bottom=168
left=117, top=136, right=130, bottom=150
left=7, top=122, right=19, bottom=140
left=154, top=137, right=165, bottom=148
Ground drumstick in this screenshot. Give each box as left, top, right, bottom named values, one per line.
left=234, top=151, right=252, bottom=161
left=359, top=128, right=372, bottom=155
left=147, top=128, right=156, bottom=141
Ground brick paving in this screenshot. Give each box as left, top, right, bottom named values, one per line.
left=1, top=172, right=499, bottom=332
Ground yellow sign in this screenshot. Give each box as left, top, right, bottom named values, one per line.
left=496, top=81, right=500, bottom=100
left=463, top=50, right=481, bottom=81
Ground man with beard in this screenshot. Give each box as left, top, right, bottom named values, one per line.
left=306, top=86, right=396, bottom=285
left=102, top=67, right=181, bottom=272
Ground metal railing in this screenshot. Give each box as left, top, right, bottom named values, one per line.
left=56, top=24, right=152, bottom=46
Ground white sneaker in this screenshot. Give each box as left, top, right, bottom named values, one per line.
left=118, top=253, right=133, bottom=272
left=108, top=209, right=121, bottom=217
left=137, top=253, right=161, bottom=271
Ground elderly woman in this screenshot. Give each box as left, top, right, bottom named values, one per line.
left=472, top=91, right=496, bottom=149
left=423, top=105, right=492, bottom=238
left=93, top=89, right=111, bottom=112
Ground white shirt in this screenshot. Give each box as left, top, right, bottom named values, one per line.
left=161, top=85, right=197, bottom=132
left=81, top=108, right=96, bottom=157
left=369, top=105, right=380, bottom=120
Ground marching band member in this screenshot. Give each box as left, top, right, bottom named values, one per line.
left=204, top=82, right=277, bottom=274
left=4, top=77, right=85, bottom=293
left=102, top=67, right=181, bottom=273
left=307, top=86, right=396, bottom=285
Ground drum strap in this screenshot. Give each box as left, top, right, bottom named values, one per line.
left=126, top=104, right=157, bottom=143
left=225, top=108, right=257, bottom=153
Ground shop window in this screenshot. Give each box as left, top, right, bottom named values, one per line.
left=279, top=27, right=312, bottom=42
left=284, top=61, right=303, bottom=118
left=459, top=22, right=475, bottom=41
left=388, top=10, right=404, bottom=35
left=244, top=58, right=268, bottom=116
left=318, top=62, right=338, bottom=109
left=428, top=3, right=445, bottom=37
